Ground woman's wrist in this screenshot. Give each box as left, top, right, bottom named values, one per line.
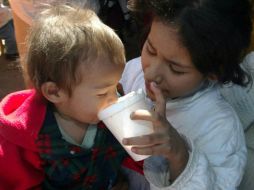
left=167, top=131, right=189, bottom=182
left=169, top=146, right=189, bottom=182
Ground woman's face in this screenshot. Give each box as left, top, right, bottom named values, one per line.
left=141, top=20, right=205, bottom=100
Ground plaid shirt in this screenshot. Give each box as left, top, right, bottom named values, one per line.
left=36, top=106, right=127, bottom=190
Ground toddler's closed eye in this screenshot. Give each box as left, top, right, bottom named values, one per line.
left=97, top=92, right=108, bottom=97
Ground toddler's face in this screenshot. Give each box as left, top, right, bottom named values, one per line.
left=58, top=56, right=124, bottom=125
left=141, top=20, right=205, bottom=101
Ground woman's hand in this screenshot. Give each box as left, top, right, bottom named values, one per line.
left=122, top=82, right=189, bottom=181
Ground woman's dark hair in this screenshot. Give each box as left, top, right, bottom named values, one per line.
left=129, top=0, right=253, bottom=86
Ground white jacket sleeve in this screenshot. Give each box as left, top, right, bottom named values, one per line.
left=220, top=51, right=254, bottom=130
left=144, top=143, right=214, bottom=190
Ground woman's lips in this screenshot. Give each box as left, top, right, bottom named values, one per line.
left=145, top=81, right=169, bottom=100
left=145, top=81, right=151, bottom=92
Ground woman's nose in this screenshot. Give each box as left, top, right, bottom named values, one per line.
left=154, top=75, right=162, bottom=85
left=144, top=63, right=162, bottom=84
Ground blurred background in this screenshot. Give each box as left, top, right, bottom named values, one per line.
left=0, top=0, right=253, bottom=99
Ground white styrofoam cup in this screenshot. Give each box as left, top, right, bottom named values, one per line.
left=98, top=89, right=153, bottom=161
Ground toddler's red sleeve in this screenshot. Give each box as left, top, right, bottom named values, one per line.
left=0, top=136, right=44, bottom=190
left=122, top=156, right=144, bottom=175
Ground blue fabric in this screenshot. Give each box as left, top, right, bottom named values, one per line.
left=0, top=20, right=18, bottom=54
left=121, top=166, right=150, bottom=190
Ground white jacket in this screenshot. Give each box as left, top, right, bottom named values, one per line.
left=220, top=52, right=254, bottom=130
left=120, top=57, right=247, bottom=190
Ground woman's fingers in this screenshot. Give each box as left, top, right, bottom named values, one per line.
left=122, top=132, right=169, bottom=146
left=131, top=143, right=172, bottom=156
left=150, top=82, right=166, bottom=116
left=130, top=109, right=157, bottom=122
left=130, top=82, right=167, bottom=126
left=123, top=82, right=178, bottom=158
left=122, top=132, right=172, bottom=156
left=131, top=108, right=169, bottom=129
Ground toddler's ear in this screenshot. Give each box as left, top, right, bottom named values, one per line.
left=41, top=82, right=67, bottom=103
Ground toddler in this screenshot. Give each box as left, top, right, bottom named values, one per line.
left=0, top=4, right=136, bottom=189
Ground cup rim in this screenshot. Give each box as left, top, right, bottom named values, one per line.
left=98, top=90, right=145, bottom=120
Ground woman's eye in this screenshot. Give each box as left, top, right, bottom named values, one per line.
left=146, top=44, right=156, bottom=55
left=172, top=69, right=185, bottom=75
left=169, top=65, right=185, bottom=75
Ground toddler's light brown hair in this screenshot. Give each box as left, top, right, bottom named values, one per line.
left=24, top=4, right=125, bottom=95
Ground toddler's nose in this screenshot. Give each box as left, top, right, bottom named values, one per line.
left=107, top=92, right=119, bottom=106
